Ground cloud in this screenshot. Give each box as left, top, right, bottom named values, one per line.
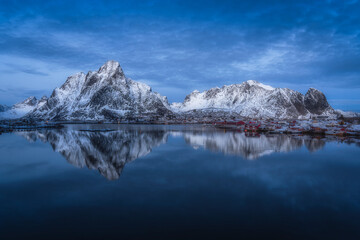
left=3, top=63, right=49, bottom=76
left=0, top=0, right=359, bottom=109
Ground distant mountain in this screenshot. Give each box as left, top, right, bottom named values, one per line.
left=0, top=104, right=10, bottom=113
left=0, top=96, right=47, bottom=119
left=28, top=60, right=172, bottom=121
left=334, top=109, right=360, bottom=118
left=171, top=80, right=335, bottom=119
left=0, top=61, right=344, bottom=121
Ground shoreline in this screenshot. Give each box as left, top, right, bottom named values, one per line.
left=1, top=122, right=359, bottom=138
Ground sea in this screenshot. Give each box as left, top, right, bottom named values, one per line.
left=0, top=124, right=359, bottom=239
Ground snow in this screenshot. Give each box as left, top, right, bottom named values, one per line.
left=335, top=109, right=360, bottom=118
left=28, top=61, right=171, bottom=120
left=0, top=106, right=34, bottom=119
left=171, top=80, right=336, bottom=119
left=0, top=60, right=341, bottom=121
left=246, top=80, right=275, bottom=91
left=349, top=125, right=360, bottom=131
left=98, top=60, right=123, bottom=77
left=0, top=96, right=47, bottom=119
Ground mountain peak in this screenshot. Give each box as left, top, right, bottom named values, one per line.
left=98, top=60, right=125, bottom=78
left=21, top=96, right=38, bottom=106
left=307, top=87, right=320, bottom=93
left=245, top=80, right=259, bottom=84
left=304, top=87, right=332, bottom=115
left=244, top=80, right=275, bottom=91
left=28, top=61, right=171, bottom=120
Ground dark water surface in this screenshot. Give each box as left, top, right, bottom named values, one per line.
left=0, top=124, right=360, bottom=239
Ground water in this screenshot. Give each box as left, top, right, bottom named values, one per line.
left=0, top=124, right=360, bottom=239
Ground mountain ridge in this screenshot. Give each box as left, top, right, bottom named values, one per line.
left=27, top=60, right=172, bottom=121
left=0, top=96, right=47, bottom=119
left=0, top=61, right=348, bottom=120
left=171, top=80, right=335, bottom=119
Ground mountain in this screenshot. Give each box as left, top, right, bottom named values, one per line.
left=1, top=61, right=340, bottom=121
left=0, top=96, right=47, bottom=119
left=334, top=109, right=360, bottom=118
left=0, top=104, right=10, bottom=113
left=171, top=80, right=335, bottom=119
left=304, top=88, right=333, bottom=115
left=28, top=60, right=172, bottom=121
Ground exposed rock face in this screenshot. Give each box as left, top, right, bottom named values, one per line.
left=29, top=60, right=171, bottom=121
left=172, top=80, right=335, bottom=119
left=14, top=96, right=38, bottom=107
left=304, top=88, right=332, bottom=115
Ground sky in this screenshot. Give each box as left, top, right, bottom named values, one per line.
left=0, top=0, right=360, bottom=111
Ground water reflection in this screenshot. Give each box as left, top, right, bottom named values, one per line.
left=18, top=128, right=168, bottom=180
left=182, top=131, right=326, bottom=159
left=16, top=125, right=359, bottom=179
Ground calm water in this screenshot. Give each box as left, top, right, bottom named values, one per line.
left=0, top=124, right=360, bottom=239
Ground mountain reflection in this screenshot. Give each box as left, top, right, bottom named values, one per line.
left=18, top=128, right=168, bottom=180
left=181, top=131, right=326, bottom=159
left=16, top=126, right=358, bottom=180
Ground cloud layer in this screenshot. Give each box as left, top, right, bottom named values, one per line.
left=0, top=0, right=359, bottom=110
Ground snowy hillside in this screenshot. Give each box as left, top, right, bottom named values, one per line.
left=171, top=80, right=335, bottom=119
left=0, top=104, right=10, bottom=113
left=0, top=61, right=346, bottom=121
left=28, top=60, right=172, bottom=121
left=334, top=109, right=360, bottom=118
left=0, top=96, right=47, bottom=119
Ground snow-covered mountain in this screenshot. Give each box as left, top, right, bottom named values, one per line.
left=0, top=104, right=10, bottom=113
left=0, top=61, right=343, bottom=121
left=171, top=80, right=335, bottom=119
left=334, top=109, right=360, bottom=118
left=28, top=60, right=171, bottom=121
left=0, top=96, right=47, bottom=119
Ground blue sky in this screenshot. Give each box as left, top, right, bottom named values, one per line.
left=0, top=0, right=360, bottom=111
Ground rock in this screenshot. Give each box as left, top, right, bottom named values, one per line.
left=28, top=61, right=172, bottom=121
left=172, top=80, right=335, bottom=119
left=304, top=88, right=332, bottom=115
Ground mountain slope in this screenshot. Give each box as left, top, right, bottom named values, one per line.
left=1, top=62, right=339, bottom=121
left=0, top=96, right=47, bottom=119
left=171, top=80, right=335, bottom=119
left=0, top=104, right=10, bottom=113
left=304, top=88, right=333, bottom=115
left=334, top=109, right=360, bottom=118
left=29, top=61, right=171, bottom=121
